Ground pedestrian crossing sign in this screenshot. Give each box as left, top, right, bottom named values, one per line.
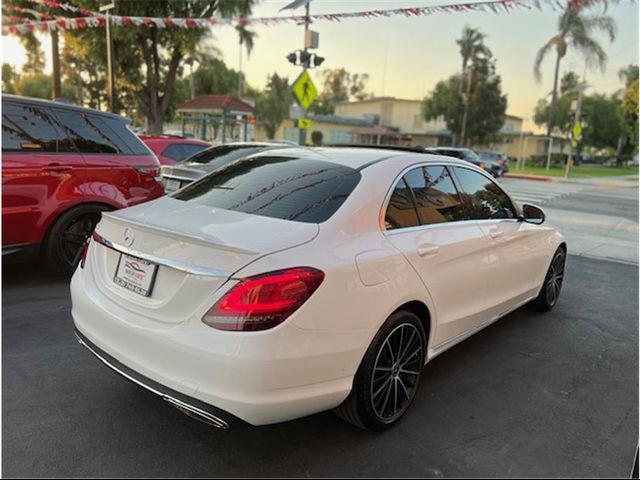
left=292, top=70, right=317, bottom=111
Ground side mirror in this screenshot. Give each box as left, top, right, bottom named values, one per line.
left=521, top=203, right=545, bottom=225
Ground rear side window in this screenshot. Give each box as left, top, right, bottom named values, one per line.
left=452, top=167, right=516, bottom=220
left=174, top=156, right=361, bottom=223
left=101, top=117, right=150, bottom=155
left=385, top=178, right=420, bottom=230
left=162, top=143, right=209, bottom=162
left=53, top=110, right=125, bottom=154
left=403, top=166, right=466, bottom=224
left=2, top=102, right=76, bottom=153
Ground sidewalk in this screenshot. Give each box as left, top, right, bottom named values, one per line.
left=545, top=206, right=639, bottom=265
left=505, top=172, right=639, bottom=188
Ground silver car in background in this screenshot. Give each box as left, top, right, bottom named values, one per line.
left=160, top=142, right=296, bottom=193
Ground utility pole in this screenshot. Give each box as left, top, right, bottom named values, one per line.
left=238, top=39, right=243, bottom=98
left=100, top=1, right=116, bottom=113
left=51, top=29, right=61, bottom=100
left=298, top=2, right=311, bottom=147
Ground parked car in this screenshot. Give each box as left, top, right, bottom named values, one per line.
left=425, top=147, right=501, bottom=177
left=139, top=135, right=211, bottom=165
left=159, top=142, right=296, bottom=193
left=478, top=151, right=509, bottom=175
left=2, top=95, right=164, bottom=274
left=72, top=146, right=566, bottom=430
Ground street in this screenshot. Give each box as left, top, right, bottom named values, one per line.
left=2, top=179, right=638, bottom=478
left=501, top=177, right=639, bottom=264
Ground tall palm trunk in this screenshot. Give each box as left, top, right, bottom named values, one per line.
left=546, top=51, right=563, bottom=138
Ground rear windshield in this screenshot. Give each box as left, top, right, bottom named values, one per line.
left=184, top=145, right=271, bottom=164
left=174, top=156, right=361, bottom=223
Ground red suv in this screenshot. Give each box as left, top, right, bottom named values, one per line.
left=2, top=95, right=164, bottom=274
left=139, top=135, right=211, bottom=165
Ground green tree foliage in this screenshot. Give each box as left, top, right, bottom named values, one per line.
left=192, top=57, right=241, bottom=98
left=533, top=71, right=580, bottom=139
left=59, top=0, right=257, bottom=132
left=581, top=93, right=624, bottom=150
left=12, top=73, right=76, bottom=102
left=311, top=130, right=323, bottom=146
left=20, top=33, right=45, bottom=74
left=256, top=74, right=292, bottom=139
left=618, top=64, right=639, bottom=87
left=312, top=68, right=371, bottom=114
left=533, top=2, right=616, bottom=136
left=423, top=28, right=506, bottom=146
left=2, top=63, right=19, bottom=93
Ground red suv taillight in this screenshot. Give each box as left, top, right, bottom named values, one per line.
left=202, top=267, right=325, bottom=332
left=135, top=165, right=160, bottom=178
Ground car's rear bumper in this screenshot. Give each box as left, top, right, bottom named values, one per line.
left=74, top=328, right=246, bottom=429
left=70, top=267, right=360, bottom=426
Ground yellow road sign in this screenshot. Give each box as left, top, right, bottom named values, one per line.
left=297, top=118, right=313, bottom=129
left=292, top=70, right=317, bottom=111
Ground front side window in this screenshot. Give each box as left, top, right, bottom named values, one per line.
left=403, top=166, right=466, bottom=225
left=174, top=156, right=361, bottom=223
left=452, top=167, right=516, bottom=220
left=2, top=103, right=75, bottom=153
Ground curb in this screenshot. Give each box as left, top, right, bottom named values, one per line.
left=503, top=173, right=553, bottom=182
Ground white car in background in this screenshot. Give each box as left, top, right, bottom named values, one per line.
left=71, top=147, right=566, bottom=430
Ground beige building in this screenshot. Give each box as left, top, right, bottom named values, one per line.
left=255, top=97, right=564, bottom=160
left=334, top=97, right=564, bottom=158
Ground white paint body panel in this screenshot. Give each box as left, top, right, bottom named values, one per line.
left=71, top=149, right=565, bottom=426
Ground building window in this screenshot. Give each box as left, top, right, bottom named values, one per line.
left=283, top=127, right=299, bottom=143
left=329, top=130, right=353, bottom=144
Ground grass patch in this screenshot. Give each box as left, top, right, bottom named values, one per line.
left=510, top=163, right=639, bottom=178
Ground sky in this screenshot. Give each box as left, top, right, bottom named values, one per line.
left=2, top=0, right=639, bottom=131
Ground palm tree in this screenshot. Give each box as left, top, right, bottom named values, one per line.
left=456, top=26, right=492, bottom=146
left=457, top=26, right=491, bottom=87
left=618, top=64, right=639, bottom=87
left=534, top=3, right=616, bottom=137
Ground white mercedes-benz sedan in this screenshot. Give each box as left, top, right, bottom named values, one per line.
left=71, top=147, right=566, bottom=431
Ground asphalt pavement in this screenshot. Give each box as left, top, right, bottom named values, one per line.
left=2, top=252, right=637, bottom=478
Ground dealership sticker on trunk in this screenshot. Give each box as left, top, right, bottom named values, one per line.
left=113, top=254, right=158, bottom=297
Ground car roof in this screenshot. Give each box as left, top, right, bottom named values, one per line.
left=2, top=94, right=129, bottom=123
left=429, top=147, right=472, bottom=152
left=247, top=146, right=472, bottom=170
left=140, top=136, right=210, bottom=145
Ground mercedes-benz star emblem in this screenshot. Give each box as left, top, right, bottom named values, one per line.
left=123, top=228, right=134, bottom=247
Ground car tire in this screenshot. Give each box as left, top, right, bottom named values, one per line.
left=335, top=310, right=426, bottom=431
left=529, top=247, right=566, bottom=312
left=45, top=204, right=110, bottom=276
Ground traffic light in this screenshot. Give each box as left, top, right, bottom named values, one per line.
left=285, top=50, right=326, bottom=69
left=299, top=50, right=312, bottom=68
left=286, top=51, right=298, bottom=65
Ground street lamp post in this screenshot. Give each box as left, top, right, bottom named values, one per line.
left=100, top=1, right=116, bottom=113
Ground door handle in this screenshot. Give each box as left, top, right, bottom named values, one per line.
left=489, top=229, right=503, bottom=239
left=42, top=165, right=73, bottom=174
left=417, top=245, right=439, bottom=256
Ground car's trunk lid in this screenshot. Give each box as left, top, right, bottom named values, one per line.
left=90, top=196, right=319, bottom=325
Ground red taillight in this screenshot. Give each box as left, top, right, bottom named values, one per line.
left=80, top=240, right=90, bottom=269
left=135, top=165, right=160, bottom=178
left=202, top=267, right=325, bottom=332
left=479, top=162, right=486, bottom=170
